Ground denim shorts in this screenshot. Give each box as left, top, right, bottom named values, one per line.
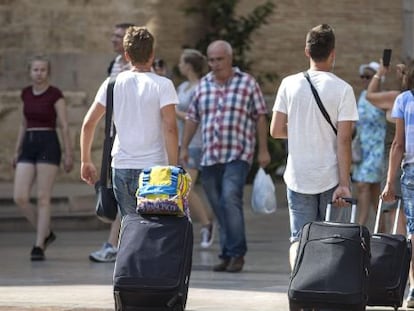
left=112, top=168, right=142, bottom=216
left=287, top=186, right=351, bottom=243
left=401, top=163, right=414, bottom=235
left=18, top=130, right=61, bottom=165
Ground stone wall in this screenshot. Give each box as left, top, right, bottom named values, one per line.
left=0, top=91, right=94, bottom=182
left=0, top=0, right=404, bottom=182
left=250, top=0, right=404, bottom=95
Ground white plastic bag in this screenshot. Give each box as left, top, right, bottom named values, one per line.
left=251, top=167, right=277, bottom=214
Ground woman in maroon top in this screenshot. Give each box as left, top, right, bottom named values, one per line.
left=12, top=55, right=73, bottom=261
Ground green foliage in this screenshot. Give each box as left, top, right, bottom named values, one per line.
left=184, top=0, right=276, bottom=79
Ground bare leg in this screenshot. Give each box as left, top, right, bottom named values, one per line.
left=35, top=163, right=58, bottom=248
left=410, top=236, right=414, bottom=292
left=187, top=168, right=211, bottom=225
left=13, top=163, right=37, bottom=228
left=357, top=182, right=371, bottom=225
left=89, top=211, right=120, bottom=262
left=289, top=241, right=299, bottom=270
left=108, top=215, right=121, bottom=247
left=397, top=208, right=406, bottom=235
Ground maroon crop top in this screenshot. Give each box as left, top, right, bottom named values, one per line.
left=21, top=86, right=64, bottom=129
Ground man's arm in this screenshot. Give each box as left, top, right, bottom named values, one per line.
left=382, top=118, right=405, bottom=201
left=270, top=111, right=288, bottom=139
left=161, top=104, right=179, bottom=166
left=256, top=114, right=271, bottom=167
left=80, top=101, right=105, bottom=185
left=332, top=120, right=353, bottom=205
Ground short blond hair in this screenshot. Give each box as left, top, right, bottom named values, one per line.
left=28, top=54, right=51, bottom=74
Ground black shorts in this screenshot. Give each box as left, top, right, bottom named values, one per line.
left=18, top=130, right=61, bottom=166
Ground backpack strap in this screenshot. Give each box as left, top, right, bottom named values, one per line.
left=303, top=71, right=337, bottom=135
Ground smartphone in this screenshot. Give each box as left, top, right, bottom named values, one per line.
left=382, top=49, right=392, bottom=67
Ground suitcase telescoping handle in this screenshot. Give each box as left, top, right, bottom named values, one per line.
left=325, top=197, right=357, bottom=223
left=373, top=195, right=402, bottom=234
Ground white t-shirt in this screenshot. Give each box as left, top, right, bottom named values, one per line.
left=273, top=70, right=358, bottom=194
left=94, top=70, right=179, bottom=169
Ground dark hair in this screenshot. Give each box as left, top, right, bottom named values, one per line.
left=402, top=61, right=414, bottom=91
left=305, top=24, right=335, bottom=62
left=115, top=22, right=135, bottom=30
left=153, top=58, right=165, bottom=69
left=123, top=27, right=154, bottom=64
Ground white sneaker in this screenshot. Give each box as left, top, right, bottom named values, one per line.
left=407, top=288, right=414, bottom=308
left=200, top=223, right=214, bottom=249
left=89, top=242, right=117, bottom=262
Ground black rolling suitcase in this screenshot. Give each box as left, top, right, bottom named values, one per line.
left=367, top=197, right=411, bottom=311
left=113, top=213, right=193, bottom=311
left=288, top=198, right=371, bottom=311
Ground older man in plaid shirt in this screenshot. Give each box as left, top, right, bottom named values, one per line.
left=180, top=40, right=271, bottom=273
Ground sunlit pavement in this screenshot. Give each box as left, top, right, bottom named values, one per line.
left=0, top=182, right=399, bottom=310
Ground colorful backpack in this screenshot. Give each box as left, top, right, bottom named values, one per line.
left=136, top=165, right=192, bottom=217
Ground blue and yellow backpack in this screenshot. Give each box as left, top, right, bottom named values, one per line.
left=136, top=165, right=192, bottom=217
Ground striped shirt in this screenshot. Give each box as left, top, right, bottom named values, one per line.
left=110, top=54, right=132, bottom=77
left=187, top=67, right=267, bottom=166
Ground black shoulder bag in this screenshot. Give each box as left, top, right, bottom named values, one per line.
left=95, top=77, right=118, bottom=223
left=303, top=71, right=337, bottom=135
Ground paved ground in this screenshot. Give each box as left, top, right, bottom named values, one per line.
left=0, top=182, right=406, bottom=311
left=0, top=182, right=293, bottom=311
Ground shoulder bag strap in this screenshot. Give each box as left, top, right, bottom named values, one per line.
left=99, top=77, right=117, bottom=185
left=303, top=71, right=337, bottom=135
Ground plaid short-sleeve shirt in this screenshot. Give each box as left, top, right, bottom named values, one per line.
left=187, top=67, right=268, bottom=166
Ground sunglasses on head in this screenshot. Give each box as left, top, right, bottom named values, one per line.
left=360, top=75, right=373, bottom=80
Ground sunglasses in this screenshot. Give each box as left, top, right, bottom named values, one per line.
left=153, top=59, right=165, bottom=68
left=360, top=75, right=373, bottom=80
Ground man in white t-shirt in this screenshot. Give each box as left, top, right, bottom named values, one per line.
left=270, top=24, right=358, bottom=268
left=88, top=22, right=135, bottom=264
left=107, top=23, right=134, bottom=77
left=80, top=27, right=179, bottom=216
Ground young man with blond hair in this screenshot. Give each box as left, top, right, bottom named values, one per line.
left=81, top=26, right=178, bottom=220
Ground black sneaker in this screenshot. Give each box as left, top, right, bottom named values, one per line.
left=44, top=231, right=56, bottom=250
left=31, top=246, right=45, bottom=261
